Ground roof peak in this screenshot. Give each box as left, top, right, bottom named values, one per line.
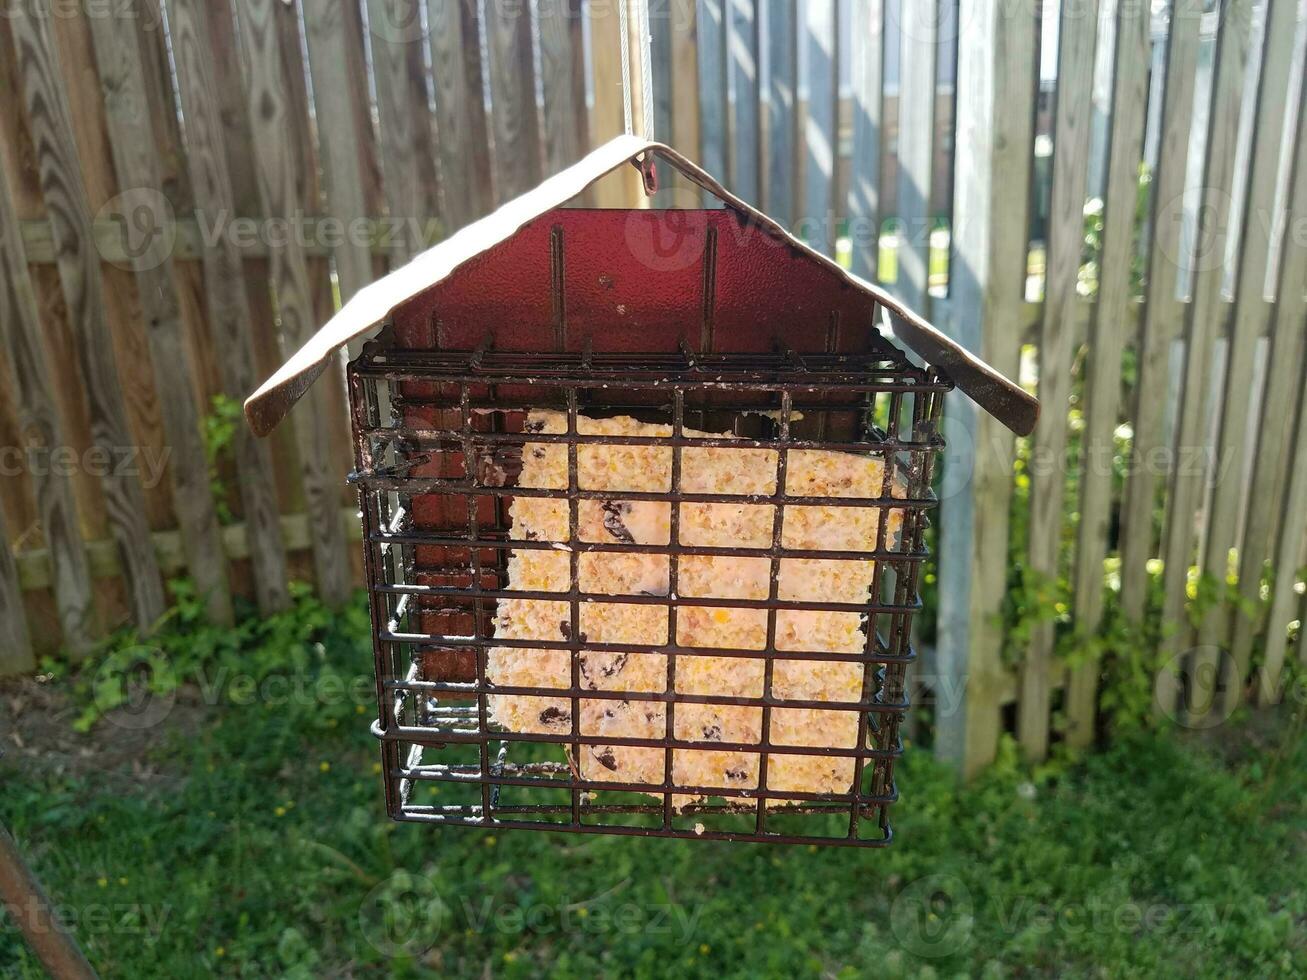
left=244, top=136, right=1036, bottom=438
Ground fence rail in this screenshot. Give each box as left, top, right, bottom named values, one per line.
left=1, top=0, right=1304, bottom=777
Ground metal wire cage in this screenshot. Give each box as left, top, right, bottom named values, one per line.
left=349, top=328, right=949, bottom=847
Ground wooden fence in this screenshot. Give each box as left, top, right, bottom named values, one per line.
left=0, top=0, right=1304, bottom=776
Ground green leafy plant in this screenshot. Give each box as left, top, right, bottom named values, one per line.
left=1078, top=163, right=1152, bottom=298
left=994, top=563, right=1068, bottom=670
left=1083, top=561, right=1171, bottom=734
left=69, top=580, right=371, bottom=733
left=203, top=393, right=243, bottom=525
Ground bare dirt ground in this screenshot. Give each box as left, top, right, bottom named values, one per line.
left=1, top=674, right=207, bottom=788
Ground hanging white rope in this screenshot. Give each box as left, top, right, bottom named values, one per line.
left=636, top=0, right=654, bottom=140
left=617, top=0, right=655, bottom=140
left=618, top=0, right=633, bottom=135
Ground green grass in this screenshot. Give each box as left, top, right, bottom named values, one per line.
left=2, top=592, right=1304, bottom=978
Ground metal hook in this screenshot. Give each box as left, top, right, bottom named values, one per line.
left=631, top=153, right=657, bottom=197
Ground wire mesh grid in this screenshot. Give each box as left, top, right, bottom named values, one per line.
left=348, top=335, right=949, bottom=846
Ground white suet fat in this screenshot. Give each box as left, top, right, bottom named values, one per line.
left=486, top=411, right=906, bottom=810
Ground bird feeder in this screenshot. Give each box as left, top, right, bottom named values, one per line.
left=246, top=137, right=1037, bottom=847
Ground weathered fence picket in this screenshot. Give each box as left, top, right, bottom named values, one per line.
left=1160, top=0, right=1254, bottom=724
left=936, top=0, right=1039, bottom=777
left=538, top=0, right=590, bottom=179
left=303, top=0, right=380, bottom=310
left=764, top=0, right=798, bottom=226
left=895, top=0, right=940, bottom=313
left=0, top=163, right=98, bottom=657
left=1068, top=0, right=1150, bottom=748
left=486, top=0, right=544, bottom=204
left=164, top=0, right=291, bottom=614
left=87, top=7, right=234, bottom=626
left=235, top=0, right=353, bottom=607
left=728, top=0, right=760, bottom=203
left=0, top=501, right=30, bottom=674
left=11, top=5, right=167, bottom=631
left=1118, top=3, right=1201, bottom=632
left=698, top=0, right=729, bottom=200
left=430, top=0, right=494, bottom=227
left=848, top=0, right=882, bottom=283
left=1021, top=0, right=1101, bottom=761
left=1257, top=77, right=1307, bottom=703
left=1207, top=0, right=1300, bottom=715
left=803, top=0, right=838, bottom=255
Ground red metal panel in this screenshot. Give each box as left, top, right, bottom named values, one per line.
left=562, top=210, right=709, bottom=351
left=395, top=217, right=558, bottom=351
left=391, top=208, right=881, bottom=356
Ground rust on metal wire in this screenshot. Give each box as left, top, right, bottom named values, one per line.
left=349, top=336, right=947, bottom=846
